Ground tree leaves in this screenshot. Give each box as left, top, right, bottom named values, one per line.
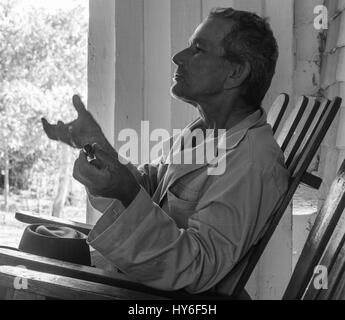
left=0, top=0, right=87, bottom=191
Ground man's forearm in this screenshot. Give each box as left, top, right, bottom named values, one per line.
left=119, top=183, right=141, bottom=208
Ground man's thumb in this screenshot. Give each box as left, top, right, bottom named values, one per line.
left=72, top=95, right=87, bottom=114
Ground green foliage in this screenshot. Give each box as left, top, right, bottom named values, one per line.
left=0, top=0, right=87, bottom=193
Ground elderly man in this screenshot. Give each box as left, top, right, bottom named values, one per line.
left=42, top=8, right=289, bottom=296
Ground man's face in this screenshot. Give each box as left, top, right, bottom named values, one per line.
left=171, top=17, right=233, bottom=105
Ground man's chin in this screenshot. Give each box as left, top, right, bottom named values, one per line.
left=170, top=86, right=197, bottom=107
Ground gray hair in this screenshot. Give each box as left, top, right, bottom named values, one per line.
left=208, top=8, right=279, bottom=107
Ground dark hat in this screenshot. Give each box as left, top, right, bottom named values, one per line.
left=18, top=224, right=91, bottom=266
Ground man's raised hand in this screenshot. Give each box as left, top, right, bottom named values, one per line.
left=73, top=143, right=140, bottom=208
left=41, top=95, right=112, bottom=152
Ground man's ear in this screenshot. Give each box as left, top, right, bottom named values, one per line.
left=224, top=61, right=251, bottom=90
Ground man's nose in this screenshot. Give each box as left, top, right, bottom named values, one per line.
left=172, top=49, right=187, bottom=66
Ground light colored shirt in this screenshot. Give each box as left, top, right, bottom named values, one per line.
left=87, top=109, right=289, bottom=296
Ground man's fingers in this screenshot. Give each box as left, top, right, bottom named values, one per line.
left=73, top=152, right=95, bottom=185
left=56, top=120, right=72, bottom=144
left=42, top=118, right=72, bottom=147
left=72, top=95, right=87, bottom=115
left=92, top=144, right=119, bottom=169
left=93, top=143, right=119, bottom=160
left=73, top=154, right=86, bottom=184
left=78, top=150, right=108, bottom=178
left=73, top=150, right=109, bottom=192
left=66, top=120, right=81, bottom=148
left=41, top=117, right=59, bottom=140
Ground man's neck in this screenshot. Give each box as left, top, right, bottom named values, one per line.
left=196, top=96, right=256, bottom=131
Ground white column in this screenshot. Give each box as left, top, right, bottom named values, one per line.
left=87, top=0, right=116, bottom=224
left=86, top=0, right=147, bottom=224
left=113, top=0, right=145, bottom=150
left=88, top=0, right=115, bottom=145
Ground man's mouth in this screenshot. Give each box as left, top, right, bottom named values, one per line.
left=173, top=72, right=184, bottom=81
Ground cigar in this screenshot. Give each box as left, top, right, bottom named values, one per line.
left=83, top=144, right=96, bottom=162
left=82, top=144, right=104, bottom=169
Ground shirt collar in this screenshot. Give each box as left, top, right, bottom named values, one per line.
left=186, top=108, right=267, bottom=151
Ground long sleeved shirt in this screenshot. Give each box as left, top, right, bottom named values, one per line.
left=86, top=108, right=289, bottom=296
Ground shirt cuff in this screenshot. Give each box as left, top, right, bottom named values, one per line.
left=87, top=186, right=154, bottom=253
left=87, top=189, right=121, bottom=212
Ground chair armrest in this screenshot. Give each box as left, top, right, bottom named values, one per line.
left=15, top=211, right=93, bottom=235
left=0, top=265, right=161, bottom=300
left=0, top=248, right=168, bottom=299
left=0, top=248, right=232, bottom=300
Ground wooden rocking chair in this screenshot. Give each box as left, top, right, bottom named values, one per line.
left=0, top=95, right=342, bottom=300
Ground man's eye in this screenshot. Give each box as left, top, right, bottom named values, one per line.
left=195, top=46, right=204, bottom=52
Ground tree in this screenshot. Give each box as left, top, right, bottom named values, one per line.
left=0, top=0, right=87, bottom=216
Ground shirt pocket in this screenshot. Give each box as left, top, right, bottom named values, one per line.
left=166, top=187, right=198, bottom=228
left=169, top=181, right=200, bottom=202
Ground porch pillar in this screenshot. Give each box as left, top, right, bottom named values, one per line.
left=87, top=0, right=116, bottom=224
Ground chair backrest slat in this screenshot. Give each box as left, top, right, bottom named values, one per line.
left=288, top=99, right=331, bottom=175
left=290, top=97, right=341, bottom=178
left=232, top=96, right=342, bottom=297
left=301, top=99, right=331, bottom=152
left=267, top=93, right=290, bottom=136
left=283, top=157, right=345, bottom=300
left=276, top=96, right=309, bottom=152
left=285, top=99, right=321, bottom=168
left=274, top=96, right=330, bottom=189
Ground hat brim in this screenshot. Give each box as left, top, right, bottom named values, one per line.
left=18, top=224, right=91, bottom=266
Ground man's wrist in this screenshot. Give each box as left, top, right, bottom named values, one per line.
left=120, top=184, right=141, bottom=208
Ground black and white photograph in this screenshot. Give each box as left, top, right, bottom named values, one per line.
left=0, top=0, right=344, bottom=306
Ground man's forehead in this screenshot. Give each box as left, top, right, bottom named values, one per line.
left=189, top=17, right=233, bottom=47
